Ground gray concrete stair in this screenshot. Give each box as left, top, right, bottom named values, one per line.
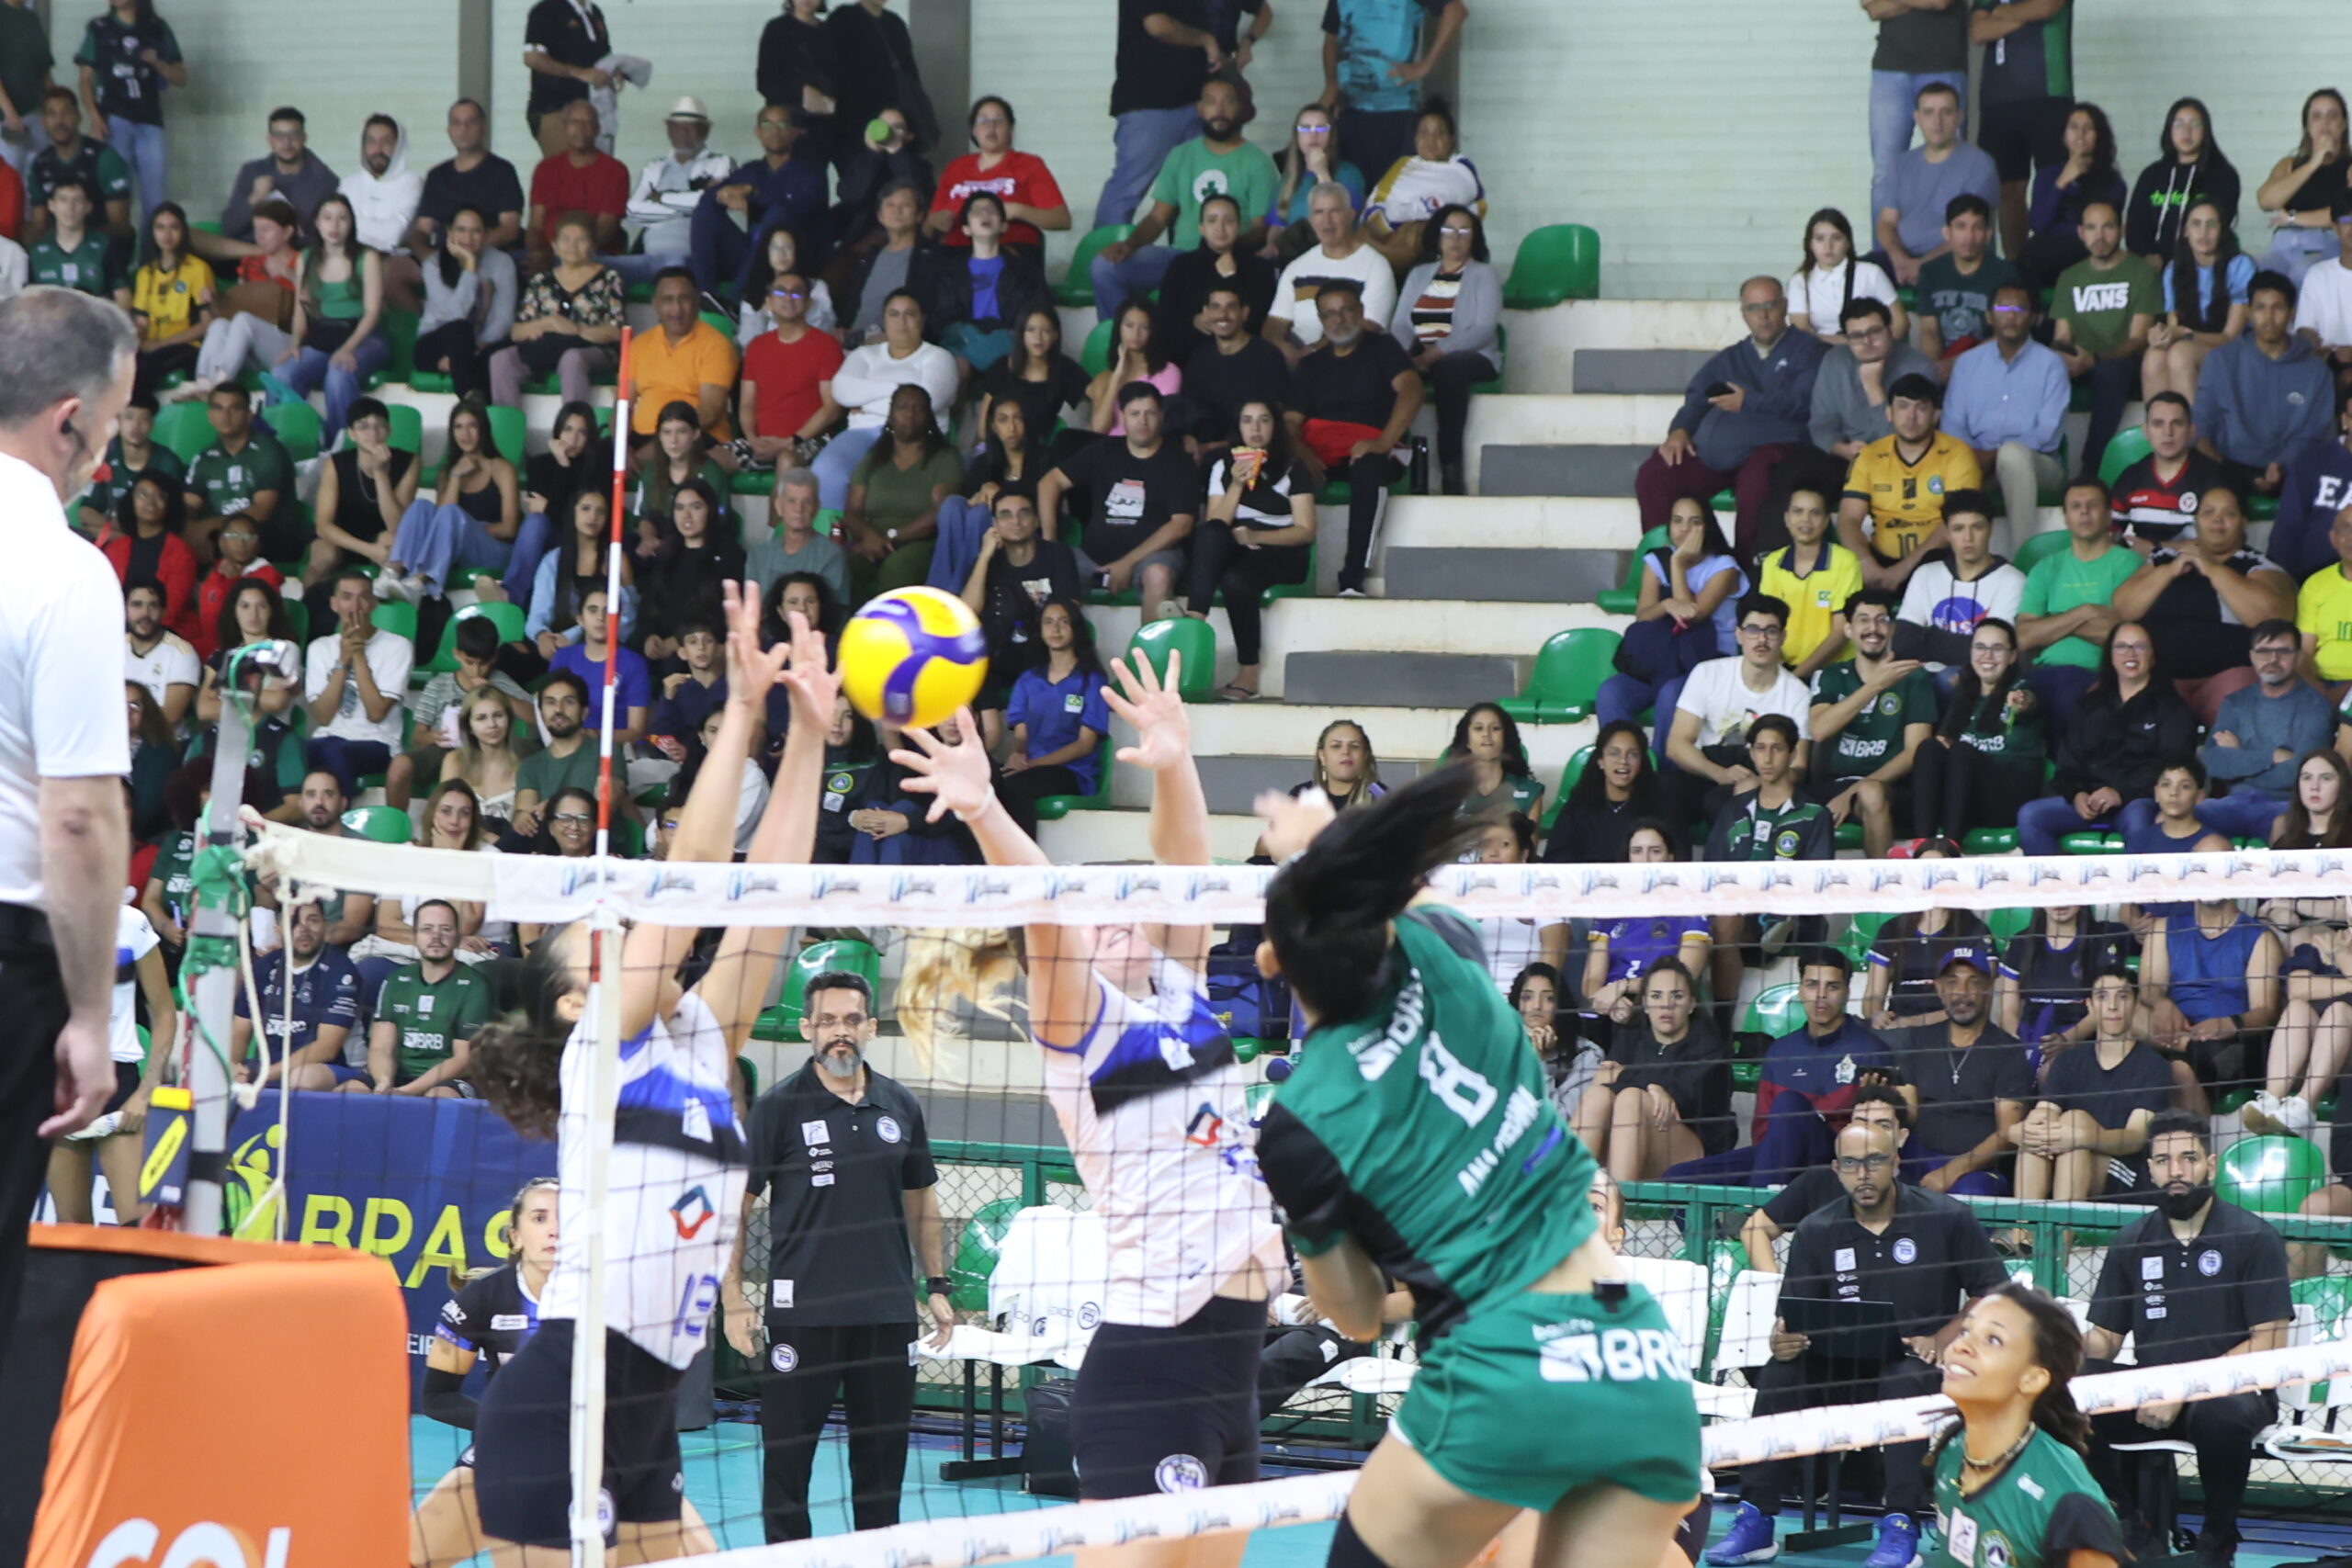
left=1381, top=546, right=1623, bottom=603
left=1192, top=755, right=1429, bottom=816
left=1477, top=444, right=1648, bottom=497
left=1283, top=650, right=1522, bottom=707
left=1573, top=348, right=1713, bottom=396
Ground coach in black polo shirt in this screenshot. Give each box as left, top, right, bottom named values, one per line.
left=725, top=970, right=956, bottom=1544
left=1724, top=1120, right=2007, bottom=1568
left=2083, top=1111, right=2291, bottom=1568
left=1883, top=946, right=2032, bottom=1196
left=1737, top=1084, right=1915, bottom=1271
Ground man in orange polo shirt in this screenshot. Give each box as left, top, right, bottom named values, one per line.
left=630, top=266, right=739, bottom=448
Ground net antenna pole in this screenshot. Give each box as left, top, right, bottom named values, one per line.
left=571, top=330, right=633, bottom=1568
left=181, top=638, right=297, bottom=1236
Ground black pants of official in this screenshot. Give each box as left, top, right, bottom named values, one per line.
left=1330, top=452, right=1401, bottom=593
left=757, top=1318, right=919, bottom=1543
left=1185, top=526, right=1311, bottom=668
left=2084, top=1363, right=2271, bottom=1550
left=0, top=906, right=68, bottom=1352
left=1258, top=1324, right=1369, bottom=1416
left=1738, top=1353, right=1942, bottom=1517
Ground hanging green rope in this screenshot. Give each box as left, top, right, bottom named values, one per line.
left=175, top=840, right=254, bottom=1073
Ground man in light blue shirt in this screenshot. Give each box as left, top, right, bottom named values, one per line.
left=1940, top=283, right=2069, bottom=546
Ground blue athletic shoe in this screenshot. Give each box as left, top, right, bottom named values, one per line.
left=1865, top=1513, right=1922, bottom=1568
left=1704, top=1502, right=1780, bottom=1565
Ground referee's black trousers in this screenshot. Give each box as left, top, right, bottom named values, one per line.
left=1737, top=1353, right=1942, bottom=1517
left=0, top=906, right=67, bottom=1344
left=758, top=1318, right=920, bottom=1543
left=2083, top=1371, right=2270, bottom=1549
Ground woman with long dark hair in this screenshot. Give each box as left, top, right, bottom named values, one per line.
left=2019, top=103, right=2125, bottom=290
left=524, top=489, right=638, bottom=668
left=1156, top=190, right=1279, bottom=363
left=2247, top=750, right=2352, bottom=1139
left=1183, top=399, right=1315, bottom=701
left=1445, top=700, right=1543, bottom=820
left=976, top=306, right=1090, bottom=464
left=100, top=473, right=199, bottom=643
left=628, top=400, right=730, bottom=560
left=2018, top=621, right=2197, bottom=856
left=277, top=193, right=388, bottom=448
left=129, top=200, right=214, bottom=397
left=1913, top=617, right=2046, bottom=842
left=2143, top=197, right=2250, bottom=401
left=380, top=396, right=519, bottom=604
left=468, top=591, right=837, bottom=1562
left=1929, top=1282, right=2120, bottom=1568
left=1363, top=97, right=1487, bottom=273
left=1573, top=954, right=1733, bottom=1180
left=1268, top=103, right=1363, bottom=264
left=1787, top=208, right=1905, bottom=344
left=494, top=400, right=603, bottom=604
left=1543, top=721, right=1658, bottom=866
left=1239, top=771, right=1699, bottom=1568
left=1392, top=204, right=1501, bottom=494
left=2126, top=97, right=2239, bottom=265
left=1993, top=905, right=2130, bottom=1050
left=2257, top=86, right=2352, bottom=282
left=1595, top=496, right=1745, bottom=730
left=1085, top=297, right=1179, bottom=435
left=994, top=596, right=1108, bottom=835
left=414, top=204, right=519, bottom=404
left=639, top=478, right=744, bottom=660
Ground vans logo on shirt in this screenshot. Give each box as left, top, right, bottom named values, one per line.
left=2071, top=281, right=2134, bottom=312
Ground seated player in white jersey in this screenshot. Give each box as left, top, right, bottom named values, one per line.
left=46, top=897, right=175, bottom=1224
left=894, top=651, right=1286, bottom=1568
left=464, top=585, right=837, bottom=1567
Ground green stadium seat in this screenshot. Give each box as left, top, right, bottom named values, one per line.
left=1261, top=542, right=1317, bottom=604
left=1080, top=318, right=1114, bottom=378
left=1961, top=828, right=2019, bottom=854
left=386, top=403, right=424, bottom=454
left=283, top=597, right=309, bottom=646
left=1596, top=526, right=1666, bottom=615
left=730, top=468, right=776, bottom=497
left=1841, top=908, right=1892, bottom=968
left=815, top=508, right=842, bottom=536
left=369, top=601, right=418, bottom=643
left=1127, top=616, right=1217, bottom=700
left=375, top=309, right=420, bottom=388
left=1834, top=820, right=1863, bottom=851
left=2012, top=529, right=2072, bottom=576
left=2061, top=829, right=2124, bottom=854
left=154, top=401, right=214, bottom=465
left=698, top=310, right=735, bottom=340
left=408, top=369, right=454, bottom=394
left=1054, top=223, right=1134, bottom=309
left=1707, top=489, right=1734, bottom=514
left=2097, top=425, right=2151, bottom=490
left=1544, top=746, right=1593, bottom=836
left=1498, top=627, right=1618, bottom=724
left=2215, top=1134, right=2326, bottom=1214
left=191, top=219, right=221, bottom=235
left=340, top=805, right=413, bottom=844
left=1501, top=223, right=1601, bottom=310
left=1985, top=907, right=2032, bottom=947
left=1035, top=740, right=1114, bottom=819
left=489, top=405, right=528, bottom=468
left=763, top=937, right=885, bottom=1038
left=265, top=400, right=322, bottom=464
left=609, top=813, right=646, bottom=858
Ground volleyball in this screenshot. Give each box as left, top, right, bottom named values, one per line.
left=838, top=586, right=989, bottom=729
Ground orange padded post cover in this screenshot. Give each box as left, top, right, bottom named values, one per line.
left=27, top=1227, right=407, bottom=1568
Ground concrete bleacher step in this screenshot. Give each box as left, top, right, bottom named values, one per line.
left=1037, top=810, right=1265, bottom=863
left=1572, top=348, right=1716, bottom=395
left=1381, top=547, right=1621, bottom=603
left=1381, top=495, right=1641, bottom=548
left=1283, top=649, right=1523, bottom=707
left=1477, top=444, right=1649, bottom=497
left=1186, top=755, right=1429, bottom=816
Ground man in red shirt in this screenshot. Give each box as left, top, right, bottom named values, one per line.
left=525, top=98, right=628, bottom=266
left=739, top=269, right=845, bottom=468
left=924, top=96, right=1069, bottom=261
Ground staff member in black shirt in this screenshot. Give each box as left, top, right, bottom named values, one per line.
left=521, top=0, right=613, bottom=157
left=1287, top=280, right=1421, bottom=596
left=1737, top=1085, right=1914, bottom=1271
left=724, top=970, right=956, bottom=1544
left=1715, top=1120, right=2008, bottom=1568
left=1183, top=283, right=1293, bottom=459
left=2083, top=1112, right=2291, bottom=1568
left=1882, top=946, right=2033, bottom=1196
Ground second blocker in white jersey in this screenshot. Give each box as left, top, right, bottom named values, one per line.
left=1041, top=953, right=1284, bottom=1328
left=541, top=989, right=749, bottom=1371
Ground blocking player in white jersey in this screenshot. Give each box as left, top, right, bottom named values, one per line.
left=894, top=653, right=1285, bottom=1568
left=467, top=585, right=835, bottom=1566
left=46, top=897, right=175, bottom=1224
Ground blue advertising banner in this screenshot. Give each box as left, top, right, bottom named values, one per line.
left=224, top=1092, right=556, bottom=1404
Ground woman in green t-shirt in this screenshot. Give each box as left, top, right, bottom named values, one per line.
left=1931, top=1281, right=2122, bottom=1568
left=844, top=382, right=964, bottom=595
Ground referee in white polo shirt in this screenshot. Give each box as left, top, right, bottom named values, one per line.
left=0, top=288, right=140, bottom=1332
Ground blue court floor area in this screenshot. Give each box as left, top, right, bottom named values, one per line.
left=409, top=1419, right=2337, bottom=1568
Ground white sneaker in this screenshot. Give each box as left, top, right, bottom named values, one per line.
left=2277, top=1094, right=2317, bottom=1141
left=2242, top=1091, right=2286, bottom=1136
left=373, top=571, right=416, bottom=604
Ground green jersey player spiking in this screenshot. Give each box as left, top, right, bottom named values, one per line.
left=1250, top=771, right=1702, bottom=1568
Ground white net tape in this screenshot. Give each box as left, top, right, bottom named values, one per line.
left=666, top=1342, right=2352, bottom=1568
left=246, top=823, right=2352, bottom=926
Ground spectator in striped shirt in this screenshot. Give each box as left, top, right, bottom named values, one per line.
left=2108, top=390, right=2222, bottom=548
left=1387, top=203, right=1497, bottom=496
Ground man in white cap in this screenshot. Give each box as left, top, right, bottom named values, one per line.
left=618, top=94, right=732, bottom=284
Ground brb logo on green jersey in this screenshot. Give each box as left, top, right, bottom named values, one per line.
left=1533, top=1317, right=1688, bottom=1385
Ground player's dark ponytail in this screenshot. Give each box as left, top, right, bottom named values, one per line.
left=469, top=942, right=579, bottom=1140
left=1265, top=767, right=1483, bottom=1024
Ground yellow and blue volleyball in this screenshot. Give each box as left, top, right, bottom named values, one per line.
left=838, top=586, right=989, bottom=729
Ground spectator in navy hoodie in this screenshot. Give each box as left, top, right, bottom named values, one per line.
left=2271, top=389, right=2352, bottom=580
left=2195, top=270, right=2336, bottom=499
left=689, top=103, right=830, bottom=301
left=1634, top=276, right=1828, bottom=559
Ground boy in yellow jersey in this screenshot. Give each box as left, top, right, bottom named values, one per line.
left=1756, top=485, right=1865, bottom=678
left=1839, top=372, right=1982, bottom=593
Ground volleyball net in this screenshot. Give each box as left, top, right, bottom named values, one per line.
left=221, top=825, right=2352, bottom=1566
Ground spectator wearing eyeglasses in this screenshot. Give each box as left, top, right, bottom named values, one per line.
left=1660, top=593, right=1812, bottom=830
left=218, top=105, right=335, bottom=242
left=2200, top=620, right=2337, bottom=839
left=1941, top=284, right=2069, bottom=548
left=1805, top=298, right=1936, bottom=475
left=1389, top=203, right=1497, bottom=497
left=2016, top=622, right=2197, bottom=857
left=739, top=271, right=845, bottom=474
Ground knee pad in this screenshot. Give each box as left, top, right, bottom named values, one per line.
left=1329, top=1513, right=1397, bottom=1568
